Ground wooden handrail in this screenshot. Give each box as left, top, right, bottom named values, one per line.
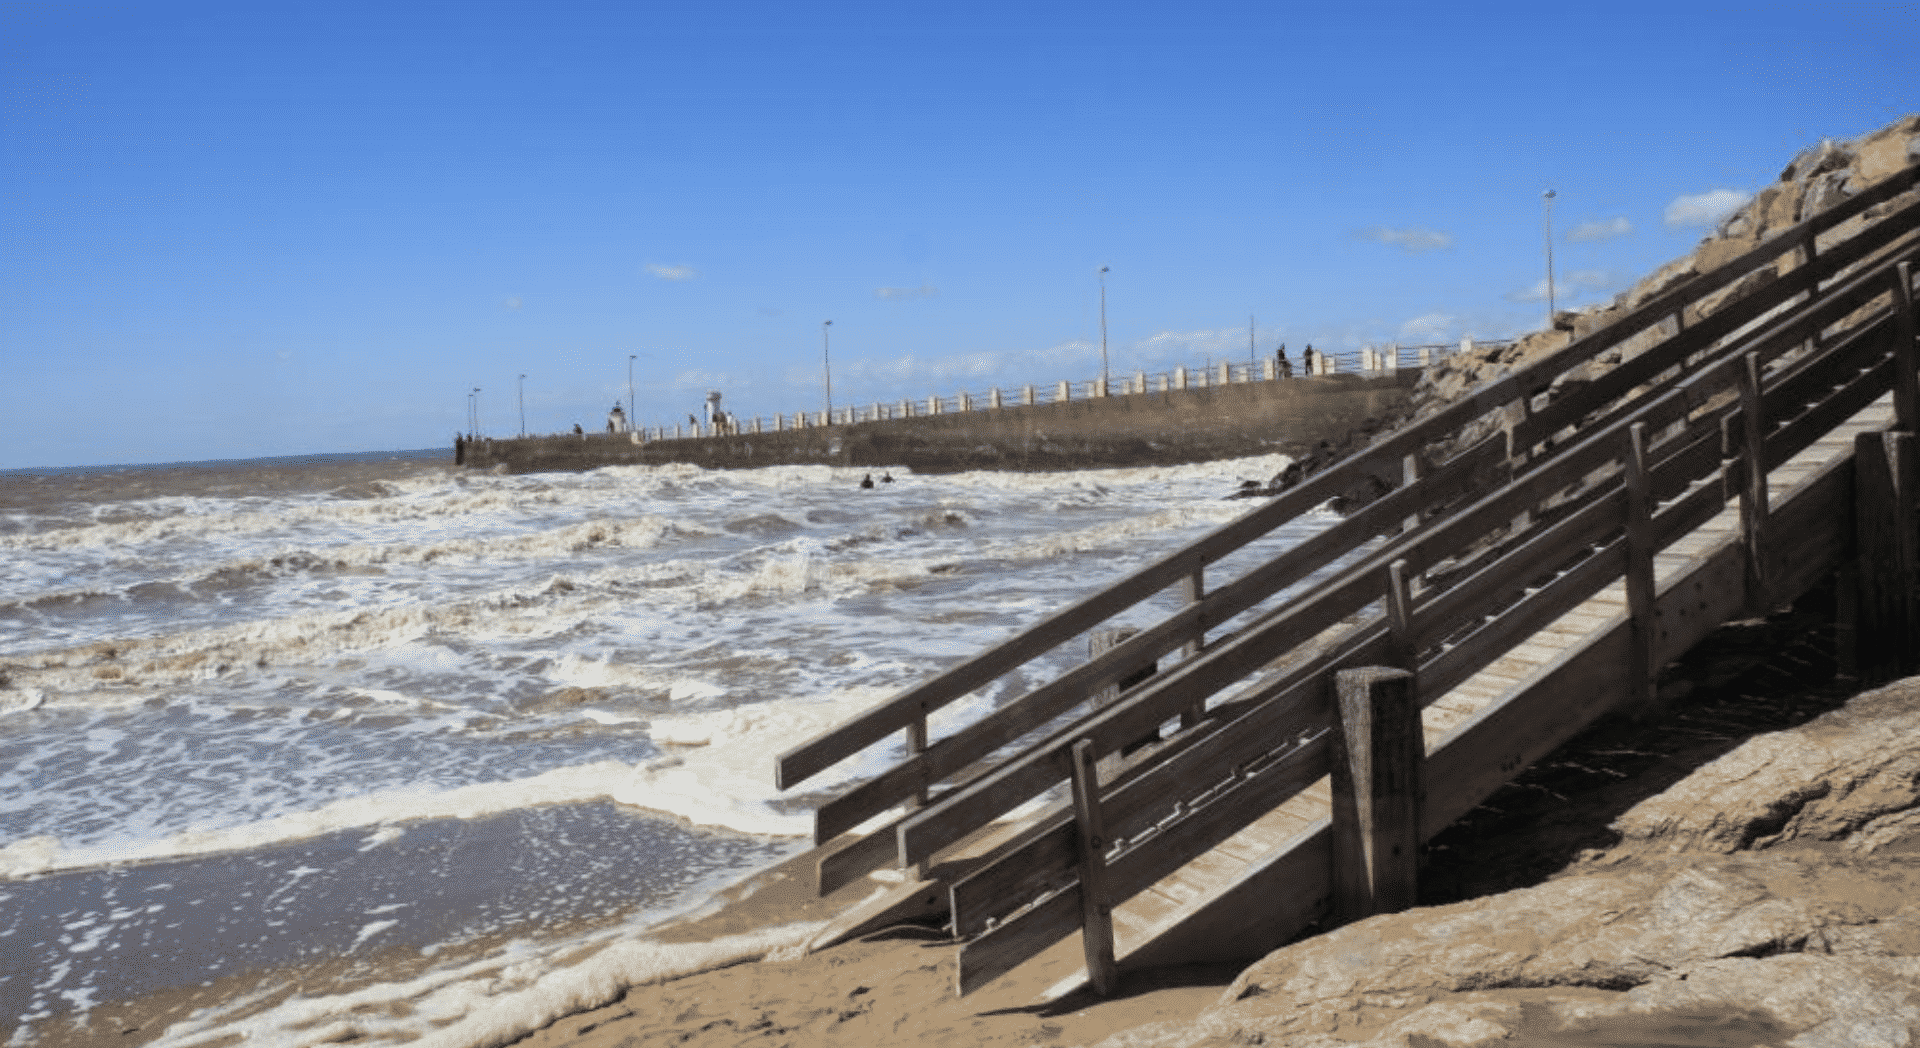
left=946, top=242, right=1920, bottom=992
left=775, top=159, right=1920, bottom=896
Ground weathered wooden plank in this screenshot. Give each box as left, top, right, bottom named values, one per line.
left=1410, top=488, right=1626, bottom=655
left=1423, top=540, right=1746, bottom=837
left=1650, top=478, right=1734, bottom=552
left=1766, top=452, right=1858, bottom=603
left=956, top=733, right=1333, bottom=994
left=1330, top=667, right=1421, bottom=922
left=900, top=562, right=1389, bottom=868
left=948, top=631, right=1376, bottom=936
left=813, top=602, right=1203, bottom=842
left=1068, top=739, right=1118, bottom=996
left=957, top=883, right=1082, bottom=995
left=1765, top=339, right=1895, bottom=474
left=1854, top=430, right=1918, bottom=681
left=1418, top=539, right=1628, bottom=704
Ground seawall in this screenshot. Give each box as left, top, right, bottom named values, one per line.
left=460, top=370, right=1420, bottom=475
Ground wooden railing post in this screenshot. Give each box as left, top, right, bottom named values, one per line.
left=1068, top=738, right=1118, bottom=996
left=1401, top=454, right=1423, bottom=534
left=1854, top=430, right=1919, bottom=682
left=1893, top=261, right=1917, bottom=432
left=1090, top=628, right=1161, bottom=772
left=1624, top=422, right=1659, bottom=714
left=1384, top=559, right=1414, bottom=671
left=1737, top=352, right=1771, bottom=613
left=1179, top=569, right=1205, bottom=726
left=1330, top=666, right=1421, bottom=924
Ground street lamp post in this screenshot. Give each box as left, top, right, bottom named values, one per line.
left=472, top=387, right=482, bottom=437
left=822, top=320, right=833, bottom=423
left=627, top=354, right=636, bottom=423
left=1543, top=189, right=1558, bottom=330
left=1098, top=266, right=1111, bottom=394
left=518, top=374, right=527, bottom=437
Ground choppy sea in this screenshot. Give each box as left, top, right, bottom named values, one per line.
left=0, top=447, right=1328, bottom=1047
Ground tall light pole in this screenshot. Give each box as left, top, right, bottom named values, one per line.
left=466, top=391, right=474, bottom=436
left=518, top=374, right=527, bottom=437
left=1542, top=189, right=1558, bottom=330
left=472, top=387, right=482, bottom=437
left=822, top=320, right=833, bottom=423
left=627, top=354, right=636, bottom=423
left=1098, top=266, right=1110, bottom=392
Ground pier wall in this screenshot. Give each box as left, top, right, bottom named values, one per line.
left=460, top=371, right=1420, bottom=475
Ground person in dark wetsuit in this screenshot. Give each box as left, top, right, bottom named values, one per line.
left=859, top=474, right=875, bottom=489
left=880, top=472, right=893, bottom=483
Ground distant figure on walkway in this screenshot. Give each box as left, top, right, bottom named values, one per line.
left=859, top=474, right=875, bottom=489
left=573, top=423, right=584, bottom=436
left=1277, top=344, right=1293, bottom=379
left=1301, top=345, right=1318, bottom=376
left=688, top=413, right=699, bottom=428
left=454, top=434, right=465, bottom=465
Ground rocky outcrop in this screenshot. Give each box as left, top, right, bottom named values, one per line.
left=1410, top=114, right=1920, bottom=431
left=1606, top=680, right=1920, bottom=858
left=1082, top=679, right=1920, bottom=1048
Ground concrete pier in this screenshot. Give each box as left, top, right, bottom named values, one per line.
left=460, top=371, right=1419, bottom=475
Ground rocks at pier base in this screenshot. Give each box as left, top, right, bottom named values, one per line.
left=1082, top=679, right=1920, bottom=1048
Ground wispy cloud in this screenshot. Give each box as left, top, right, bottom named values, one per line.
left=1664, top=190, right=1750, bottom=228
left=1567, top=217, right=1632, bottom=243
left=503, top=294, right=523, bottom=310
left=1505, top=270, right=1618, bottom=303
left=1360, top=226, right=1453, bottom=253
left=645, top=263, right=698, bottom=281
left=875, top=284, right=939, bottom=300
left=1397, top=313, right=1456, bottom=344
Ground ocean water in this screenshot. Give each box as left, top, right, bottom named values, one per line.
left=0, top=447, right=1329, bottom=1047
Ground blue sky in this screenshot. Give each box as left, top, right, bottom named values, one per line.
left=4, top=1, right=1915, bottom=469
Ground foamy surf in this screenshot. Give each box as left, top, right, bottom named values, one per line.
left=1, top=448, right=1314, bottom=1045
left=133, top=922, right=824, bottom=1048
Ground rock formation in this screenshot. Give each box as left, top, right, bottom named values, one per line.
left=1081, top=678, right=1920, bottom=1047
left=1411, top=114, right=1920, bottom=427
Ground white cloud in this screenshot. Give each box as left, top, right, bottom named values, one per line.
left=645, top=263, right=698, bottom=281
left=1361, top=227, right=1453, bottom=253
left=1567, top=217, right=1632, bottom=243
left=1505, top=270, right=1617, bottom=304
left=875, top=285, right=939, bottom=300
left=1397, top=313, right=1456, bottom=344
left=1664, top=190, right=1751, bottom=228
left=504, top=295, right=523, bottom=310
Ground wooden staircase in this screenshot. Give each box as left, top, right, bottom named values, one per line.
left=772, top=158, right=1920, bottom=996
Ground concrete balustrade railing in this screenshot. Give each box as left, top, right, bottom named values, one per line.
left=607, top=340, right=1485, bottom=442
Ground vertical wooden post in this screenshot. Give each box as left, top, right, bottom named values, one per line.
left=1624, top=422, right=1659, bottom=714
left=1179, top=569, right=1205, bottom=726
left=1834, top=564, right=1859, bottom=682
left=1738, top=352, right=1771, bottom=614
left=1384, top=559, right=1415, bottom=672
left=1892, top=262, right=1917, bottom=433
left=1069, top=738, right=1118, bottom=996
left=1401, top=453, right=1423, bottom=534
left=1330, top=666, right=1421, bottom=924
left=1090, top=628, right=1160, bottom=773
left=903, top=713, right=930, bottom=880
left=1855, top=430, right=1919, bottom=682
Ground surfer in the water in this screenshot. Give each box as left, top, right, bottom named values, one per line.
left=880, top=472, right=893, bottom=483
left=859, top=474, right=874, bottom=489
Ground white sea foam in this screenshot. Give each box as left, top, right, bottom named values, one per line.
left=138, top=922, right=824, bottom=1048
left=0, top=685, right=897, bottom=878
